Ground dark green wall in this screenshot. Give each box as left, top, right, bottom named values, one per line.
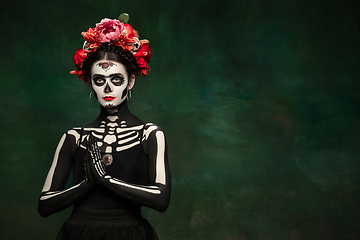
left=1, top=0, right=360, bottom=239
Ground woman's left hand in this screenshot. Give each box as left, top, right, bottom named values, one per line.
left=86, top=134, right=110, bottom=185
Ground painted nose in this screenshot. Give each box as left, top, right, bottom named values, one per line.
left=104, top=83, right=112, bottom=93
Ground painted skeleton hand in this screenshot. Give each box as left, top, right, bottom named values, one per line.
left=86, top=134, right=110, bottom=184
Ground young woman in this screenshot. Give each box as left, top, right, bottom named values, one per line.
left=38, top=15, right=171, bottom=240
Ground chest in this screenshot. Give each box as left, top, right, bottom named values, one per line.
left=72, top=121, right=150, bottom=185
left=81, top=120, right=145, bottom=155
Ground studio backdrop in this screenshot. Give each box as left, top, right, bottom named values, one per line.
left=1, top=0, right=360, bottom=239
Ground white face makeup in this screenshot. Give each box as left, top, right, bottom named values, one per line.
left=91, top=60, right=131, bottom=108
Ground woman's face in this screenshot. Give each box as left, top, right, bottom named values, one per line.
left=90, top=60, right=134, bottom=108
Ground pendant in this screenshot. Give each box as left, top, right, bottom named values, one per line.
left=102, top=154, right=113, bottom=166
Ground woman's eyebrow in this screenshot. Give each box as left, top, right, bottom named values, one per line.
left=93, top=74, right=105, bottom=78
left=92, top=73, right=124, bottom=78
left=109, top=73, right=124, bottom=78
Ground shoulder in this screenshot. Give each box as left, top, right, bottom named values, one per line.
left=61, top=127, right=85, bottom=148
left=141, top=123, right=166, bottom=155
left=142, top=123, right=165, bottom=141
left=51, top=127, right=83, bottom=156
left=65, top=127, right=83, bottom=140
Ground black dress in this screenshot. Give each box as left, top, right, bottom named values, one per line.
left=56, top=125, right=159, bottom=240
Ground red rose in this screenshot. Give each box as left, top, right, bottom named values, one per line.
left=135, top=56, right=147, bottom=68
left=73, top=48, right=87, bottom=68
left=124, top=24, right=136, bottom=38
left=135, top=43, right=151, bottom=63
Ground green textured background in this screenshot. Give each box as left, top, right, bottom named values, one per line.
left=1, top=0, right=360, bottom=239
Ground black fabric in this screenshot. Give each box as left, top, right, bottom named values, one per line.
left=53, top=123, right=162, bottom=239
left=56, top=204, right=158, bottom=240
left=38, top=104, right=171, bottom=237
left=77, top=127, right=84, bottom=146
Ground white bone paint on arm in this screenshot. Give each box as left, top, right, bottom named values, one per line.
left=42, top=133, right=67, bottom=192
left=155, top=131, right=166, bottom=185
left=109, top=178, right=161, bottom=194
left=41, top=130, right=81, bottom=192
left=38, top=129, right=92, bottom=218
left=40, top=181, right=84, bottom=200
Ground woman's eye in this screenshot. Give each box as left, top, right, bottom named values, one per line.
left=95, top=78, right=105, bottom=84
left=112, top=77, right=124, bottom=85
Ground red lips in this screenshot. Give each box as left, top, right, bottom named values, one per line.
left=103, top=96, right=115, bottom=101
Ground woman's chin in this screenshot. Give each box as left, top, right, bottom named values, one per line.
left=105, top=103, right=116, bottom=108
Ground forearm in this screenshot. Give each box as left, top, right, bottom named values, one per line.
left=86, top=130, right=171, bottom=212
left=38, top=180, right=93, bottom=218
left=100, top=177, right=170, bottom=212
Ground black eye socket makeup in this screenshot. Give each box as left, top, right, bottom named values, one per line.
left=92, top=74, right=126, bottom=87
left=111, top=75, right=125, bottom=86
left=93, top=74, right=106, bottom=86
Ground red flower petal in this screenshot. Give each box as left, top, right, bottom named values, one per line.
left=72, top=48, right=87, bottom=68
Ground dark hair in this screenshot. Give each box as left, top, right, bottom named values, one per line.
left=82, top=44, right=139, bottom=83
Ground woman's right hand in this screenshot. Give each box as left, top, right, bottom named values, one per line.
left=85, top=134, right=110, bottom=186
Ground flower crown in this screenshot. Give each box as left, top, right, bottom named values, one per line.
left=70, top=14, right=151, bottom=84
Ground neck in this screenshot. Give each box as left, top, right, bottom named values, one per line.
left=96, top=100, right=132, bottom=122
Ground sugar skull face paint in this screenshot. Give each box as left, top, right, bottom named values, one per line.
left=96, top=62, right=117, bottom=72
left=91, top=61, right=132, bottom=108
